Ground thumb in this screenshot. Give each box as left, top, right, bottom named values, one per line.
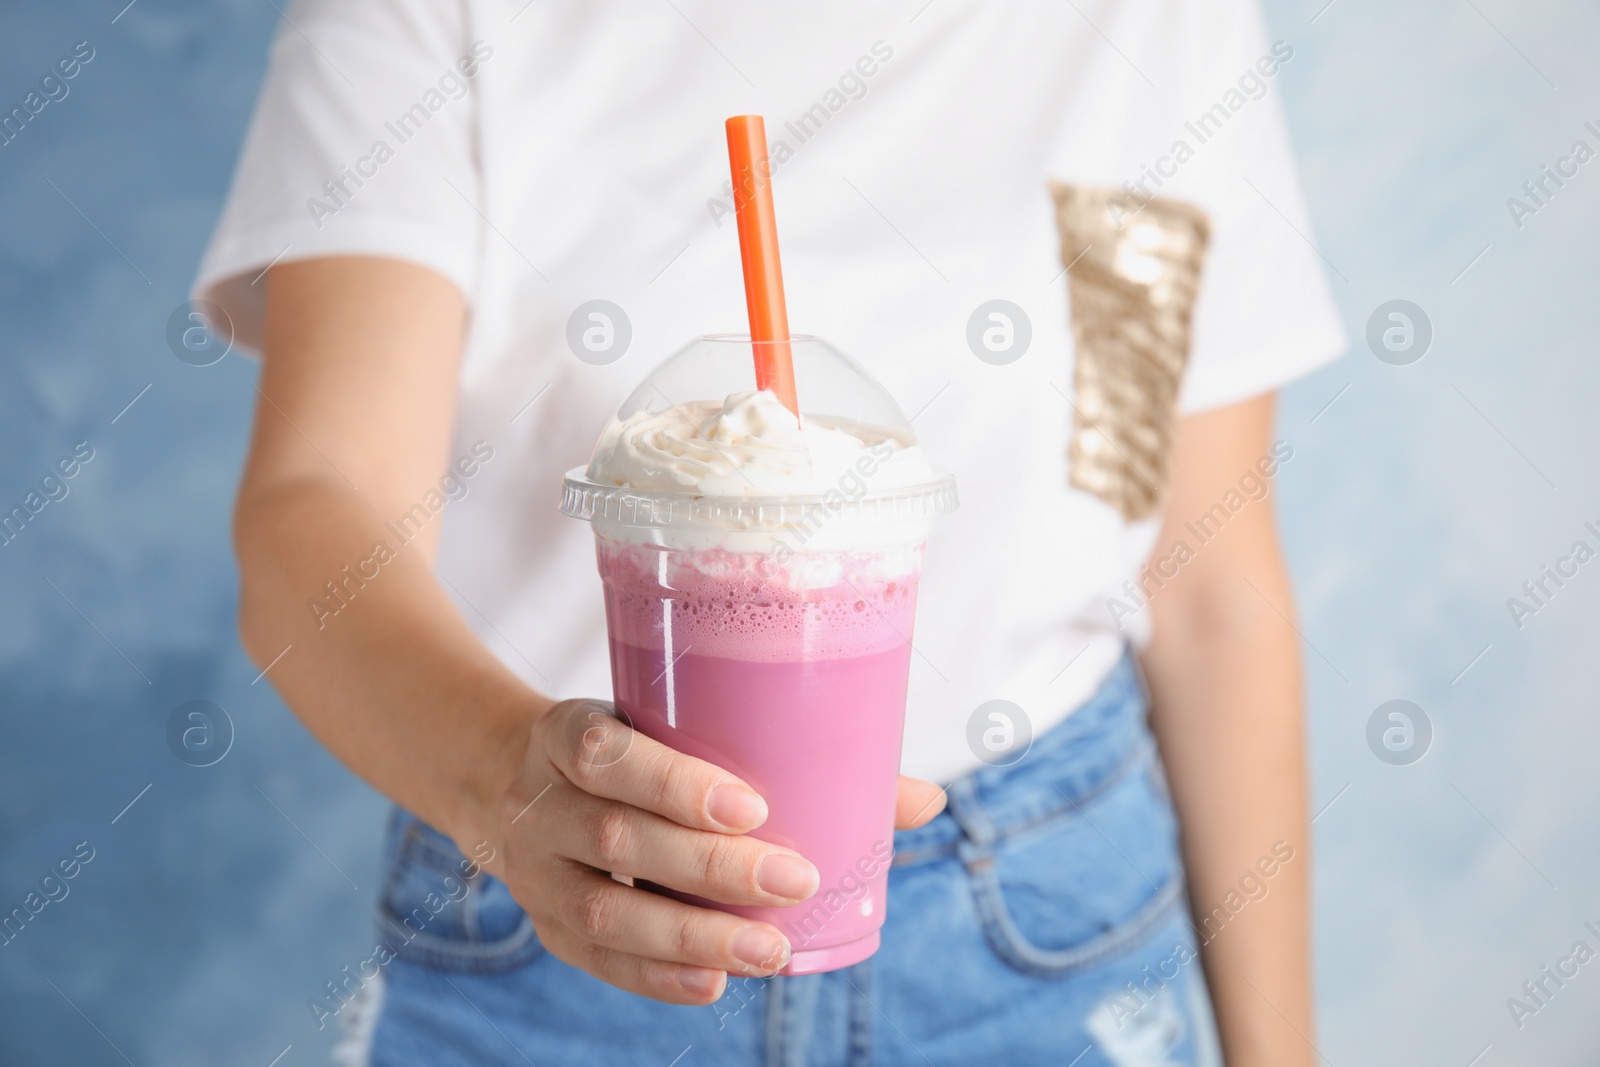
left=893, top=775, right=947, bottom=830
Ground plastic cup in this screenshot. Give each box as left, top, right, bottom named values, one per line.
left=560, top=335, right=956, bottom=974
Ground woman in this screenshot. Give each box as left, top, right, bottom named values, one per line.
left=198, top=1, right=1343, bottom=1063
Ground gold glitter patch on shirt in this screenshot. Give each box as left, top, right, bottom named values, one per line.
left=1051, top=183, right=1211, bottom=522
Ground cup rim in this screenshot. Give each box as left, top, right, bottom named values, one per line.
left=560, top=466, right=958, bottom=531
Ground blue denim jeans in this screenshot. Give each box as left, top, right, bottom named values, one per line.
left=359, top=652, right=1221, bottom=1066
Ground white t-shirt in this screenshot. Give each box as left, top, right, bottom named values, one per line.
left=196, top=0, right=1344, bottom=784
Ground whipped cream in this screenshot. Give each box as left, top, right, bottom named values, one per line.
left=579, top=389, right=946, bottom=556
left=587, top=389, right=937, bottom=498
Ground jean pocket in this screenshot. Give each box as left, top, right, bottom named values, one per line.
left=377, top=819, right=544, bottom=975
left=963, top=759, right=1186, bottom=978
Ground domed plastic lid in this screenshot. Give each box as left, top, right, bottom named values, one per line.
left=560, top=335, right=957, bottom=535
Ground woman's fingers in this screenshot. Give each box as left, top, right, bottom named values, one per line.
left=545, top=862, right=792, bottom=979
left=540, top=924, right=729, bottom=1006
left=894, top=775, right=947, bottom=830
left=505, top=700, right=944, bottom=1007
left=544, top=703, right=949, bottom=835
left=543, top=789, right=818, bottom=906
left=542, top=700, right=770, bottom=834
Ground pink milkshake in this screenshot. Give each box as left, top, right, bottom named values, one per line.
left=562, top=334, right=956, bottom=974
left=598, top=538, right=920, bottom=971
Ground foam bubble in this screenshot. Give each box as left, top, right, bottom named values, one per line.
left=597, top=539, right=923, bottom=662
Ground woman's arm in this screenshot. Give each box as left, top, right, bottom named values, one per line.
left=1140, top=393, right=1315, bottom=1067
left=239, top=256, right=528, bottom=846
left=236, top=256, right=942, bottom=1004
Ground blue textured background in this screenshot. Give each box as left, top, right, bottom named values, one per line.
left=1, top=2, right=1597, bottom=1064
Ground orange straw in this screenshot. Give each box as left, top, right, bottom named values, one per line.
left=725, top=115, right=799, bottom=417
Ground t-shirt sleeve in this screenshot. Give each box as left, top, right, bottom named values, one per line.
left=192, top=0, right=484, bottom=353
left=1164, top=0, right=1347, bottom=413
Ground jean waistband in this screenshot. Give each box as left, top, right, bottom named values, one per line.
left=892, top=649, right=1152, bottom=867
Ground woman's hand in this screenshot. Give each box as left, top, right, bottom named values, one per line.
left=490, top=698, right=947, bottom=1005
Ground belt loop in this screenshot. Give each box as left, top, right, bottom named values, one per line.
left=1125, top=647, right=1153, bottom=720
left=763, top=974, right=786, bottom=1067
left=944, top=777, right=998, bottom=873
left=766, top=973, right=818, bottom=1067
left=846, top=958, right=874, bottom=1067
